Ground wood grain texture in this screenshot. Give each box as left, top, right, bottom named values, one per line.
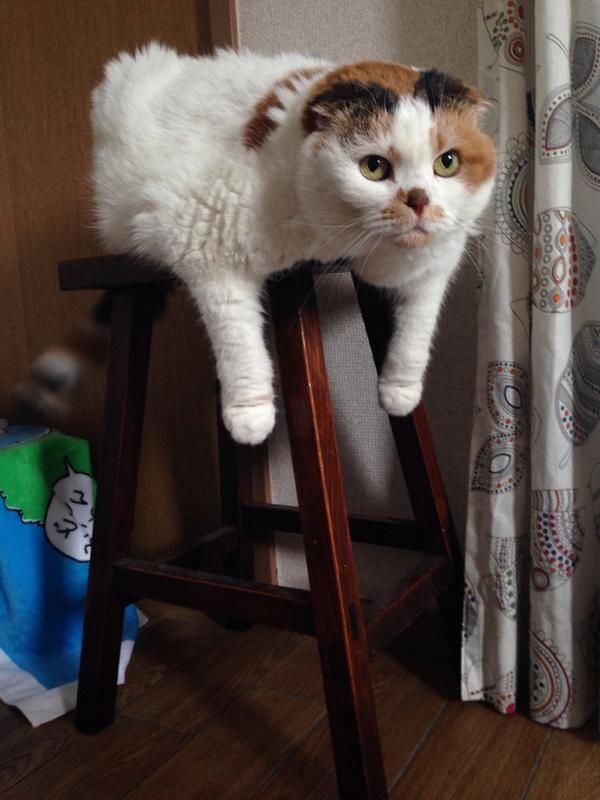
left=0, top=93, right=30, bottom=412
left=76, top=287, right=161, bottom=734
left=116, top=601, right=227, bottom=711
left=123, top=686, right=324, bottom=800
left=209, top=0, right=240, bottom=48
left=4, top=716, right=186, bottom=800
left=114, top=558, right=315, bottom=633
left=525, top=723, right=600, bottom=800
left=390, top=702, right=549, bottom=800
left=0, top=713, right=76, bottom=794
left=122, top=625, right=299, bottom=734
left=256, top=641, right=449, bottom=800
left=0, top=0, right=219, bottom=558
left=1, top=608, right=596, bottom=800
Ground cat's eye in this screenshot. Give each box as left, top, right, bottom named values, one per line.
left=433, top=150, right=460, bottom=177
left=359, top=155, right=392, bottom=181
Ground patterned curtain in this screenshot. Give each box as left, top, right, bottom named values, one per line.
left=463, top=0, right=600, bottom=728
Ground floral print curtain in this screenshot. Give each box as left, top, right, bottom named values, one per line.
left=462, top=0, right=600, bottom=728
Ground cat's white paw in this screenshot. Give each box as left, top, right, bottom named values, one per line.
left=223, top=400, right=276, bottom=445
left=378, top=378, right=423, bottom=417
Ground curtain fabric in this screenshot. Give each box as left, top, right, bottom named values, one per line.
left=463, top=0, right=600, bottom=728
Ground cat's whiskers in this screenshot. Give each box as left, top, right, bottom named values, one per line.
left=315, top=217, right=374, bottom=253
left=343, top=225, right=383, bottom=258
left=459, top=242, right=486, bottom=278
left=285, top=218, right=363, bottom=230
left=355, top=233, right=384, bottom=280
left=467, top=236, right=496, bottom=270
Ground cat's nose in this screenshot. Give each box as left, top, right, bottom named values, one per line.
left=406, top=188, right=430, bottom=217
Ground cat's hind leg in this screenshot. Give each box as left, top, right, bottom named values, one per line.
left=186, top=271, right=275, bottom=445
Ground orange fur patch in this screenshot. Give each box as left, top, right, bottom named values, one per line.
left=387, top=144, right=402, bottom=162
left=381, top=189, right=409, bottom=221
left=244, top=89, right=281, bottom=150
left=425, top=205, right=445, bottom=222
left=244, top=68, right=323, bottom=150
left=432, top=108, right=496, bottom=187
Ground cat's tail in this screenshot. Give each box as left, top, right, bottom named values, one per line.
left=12, top=293, right=113, bottom=425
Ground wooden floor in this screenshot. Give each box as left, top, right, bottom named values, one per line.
left=1, top=602, right=599, bottom=799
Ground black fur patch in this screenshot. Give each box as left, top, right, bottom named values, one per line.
left=306, top=81, right=398, bottom=131
left=414, top=70, right=473, bottom=110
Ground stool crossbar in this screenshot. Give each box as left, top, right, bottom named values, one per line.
left=58, top=256, right=463, bottom=800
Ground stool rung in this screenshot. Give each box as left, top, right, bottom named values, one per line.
left=113, top=558, right=315, bottom=635
left=58, top=256, right=350, bottom=292
left=59, top=255, right=172, bottom=291
left=366, top=556, right=451, bottom=655
left=242, top=502, right=422, bottom=550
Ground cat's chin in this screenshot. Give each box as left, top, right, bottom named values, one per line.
left=392, top=229, right=430, bottom=249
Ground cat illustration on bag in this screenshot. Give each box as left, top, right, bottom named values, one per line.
left=18, top=44, right=496, bottom=444
left=44, top=461, right=94, bottom=562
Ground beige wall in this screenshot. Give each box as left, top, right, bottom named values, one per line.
left=238, top=0, right=477, bottom=82
left=237, top=0, right=481, bottom=591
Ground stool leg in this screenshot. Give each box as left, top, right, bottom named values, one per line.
left=217, top=401, right=259, bottom=581
left=271, top=269, right=388, bottom=800
left=353, top=276, right=463, bottom=674
left=76, top=286, right=160, bottom=734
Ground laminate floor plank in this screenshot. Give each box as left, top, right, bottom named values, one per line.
left=117, top=601, right=226, bottom=710
left=0, top=603, right=219, bottom=794
left=122, top=686, right=325, bottom=800
left=3, top=716, right=186, bottom=800
left=122, top=624, right=300, bottom=733
left=255, top=645, right=449, bottom=799
left=390, top=702, right=549, bottom=800
left=525, top=720, right=600, bottom=800
left=250, top=635, right=324, bottom=699
left=0, top=712, right=77, bottom=794
left=2, top=605, right=598, bottom=800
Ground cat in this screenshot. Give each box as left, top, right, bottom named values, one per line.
left=20, top=43, right=496, bottom=445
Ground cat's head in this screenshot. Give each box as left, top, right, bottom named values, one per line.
left=295, top=63, right=496, bottom=257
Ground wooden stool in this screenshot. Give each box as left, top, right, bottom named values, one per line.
left=59, top=256, right=463, bottom=800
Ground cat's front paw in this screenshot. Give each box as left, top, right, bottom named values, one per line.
left=378, top=378, right=423, bottom=417
left=223, top=400, right=276, bottom=445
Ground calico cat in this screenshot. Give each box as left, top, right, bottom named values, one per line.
left=20, top=44, right=495, bottom=444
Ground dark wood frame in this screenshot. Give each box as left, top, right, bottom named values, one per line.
left=62, top=256, right=462, bottom=800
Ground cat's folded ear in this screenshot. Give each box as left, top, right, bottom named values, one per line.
left=412, top=70, right=492, bottom=121
left=303, top=81, right=398, bottom=134
left=463, top=85, right=494, bottom=125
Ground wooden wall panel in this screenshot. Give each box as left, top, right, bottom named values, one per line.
left=0, top=0, right=221, bottom=556
left=0, top=95, right=30, bottom=409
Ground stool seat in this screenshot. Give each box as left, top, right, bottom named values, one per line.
left=62, top=255, right=463, bottom=800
